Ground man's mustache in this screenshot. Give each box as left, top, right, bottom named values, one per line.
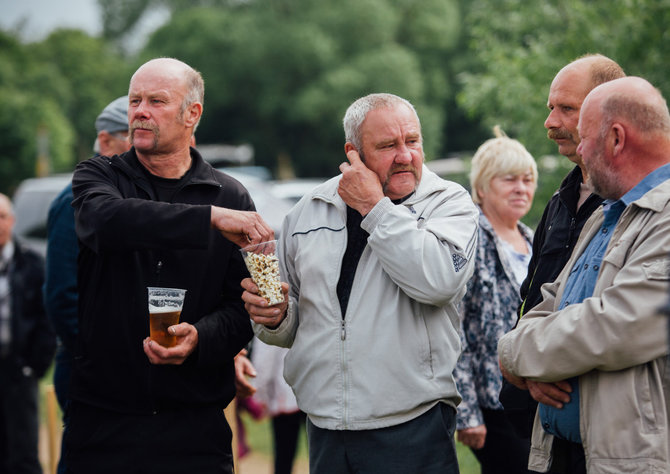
left=130, top=121, right=159, bottom=135
left=547, top=129, right=572, bottom=141
left=390, top=166, right=418, bottom=178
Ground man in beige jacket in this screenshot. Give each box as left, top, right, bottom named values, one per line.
left=499, top=76, right=670, bottom=473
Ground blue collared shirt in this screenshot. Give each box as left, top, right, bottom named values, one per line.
left=539, top=163, right=670, bottom=443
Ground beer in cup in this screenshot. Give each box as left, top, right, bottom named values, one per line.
left=147, top=287, right=186, bottom=348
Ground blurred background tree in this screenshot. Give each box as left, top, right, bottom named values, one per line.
left=1, top=0, right=668, bottom=226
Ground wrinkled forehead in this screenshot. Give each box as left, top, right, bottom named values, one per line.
left=548, top=66, right=592, bottom=106
left=362, top=105, right=421, bottom=137
left=129, top=62, right=187, bottom=96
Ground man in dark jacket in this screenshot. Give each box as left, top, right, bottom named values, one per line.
left=0, top=192, right=56, bottom=474
left=44, top=95, right=131, bottom=474
left=499, top=54, right=625, bottom=473
left=63, top=58, right=274, bottom=474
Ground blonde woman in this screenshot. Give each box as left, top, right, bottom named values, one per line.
left=454, top=128, right=537, bottom=473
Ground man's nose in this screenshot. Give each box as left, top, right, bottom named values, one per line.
left=132, top=100, right=150, bottom=119
left=395, top=144, right=412, bottom=163
left=544, top=109, right=559, bottom=130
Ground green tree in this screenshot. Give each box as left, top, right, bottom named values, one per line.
left=31, top=29, right=131, bottom=165
left=137, top=0, right=464, bottom=177
left=458, top=0, right=670, bottom=158
left=457, top=0, right=670, bottom=228
left=0, top=31, right=74, bottom=193
left=0, top=27, right=130, bottom=192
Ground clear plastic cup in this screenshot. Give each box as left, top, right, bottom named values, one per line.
left=240, top=240, right=284, bottom=306
left=147, top=287, right=187, bottom=347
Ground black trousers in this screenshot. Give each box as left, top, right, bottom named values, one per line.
left=469, top=408, right=534, bottom=474
left=63, top=401, right=233, bottom=474
left=271, top=411, right=305, bottom=474
left=547, top=438, right=586, bottom=474
left=0, top=362, right=41, bottom=474
left=307, top=403, right=460, bottom=474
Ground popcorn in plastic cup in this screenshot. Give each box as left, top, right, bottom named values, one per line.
left=240, top=239, right=284, bottom=306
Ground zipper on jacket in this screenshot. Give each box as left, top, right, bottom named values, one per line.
left=566, top=217, right=576, bottom=249
left=340, top=319, right=348, bottom=429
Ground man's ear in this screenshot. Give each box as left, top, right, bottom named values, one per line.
left=344, top=142, right=356, bottom=154
left=183, top=102, right=203, bottom=128
left=611, top=123, right=626, bottom=157
left=98, top=130, right=112, bottom=150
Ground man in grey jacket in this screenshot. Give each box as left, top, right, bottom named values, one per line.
left=499, top=77, right=670, bottom=473
left=242, top=93, right=478, bottom=473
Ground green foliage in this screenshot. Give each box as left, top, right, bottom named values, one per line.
left=0, top=28, right=129, bottom=193
left=140, top=0, right=463, bottom=176
left=457, top=0, right=670, bottom=161
left=31, top=29, right=131, bottom=163
left=3, top=0, right=670, bottom=211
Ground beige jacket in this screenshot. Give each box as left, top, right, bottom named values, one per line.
left=498, top=178, right=670, bottom=473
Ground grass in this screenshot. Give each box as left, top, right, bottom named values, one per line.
left=239, top=411, right=481, bottom=474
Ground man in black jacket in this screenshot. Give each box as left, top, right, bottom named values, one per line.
left=499, top=54, right=625, bottom=473
left=63, top=58, right=274, bottom=474
left=0, top=192, right=56, bottom=474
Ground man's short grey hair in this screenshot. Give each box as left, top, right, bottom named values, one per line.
left=600, top=88, right=670, bottom=138
left=179, top=65, right=205, bottom=131
left=343, top=93, right=420, bottom=150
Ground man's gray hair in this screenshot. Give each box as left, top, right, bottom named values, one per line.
left=600, top=88, right=670, bottom=137
left=343, top=93, right=420, bottom=150
left=179, top=65, right=205, bottom=131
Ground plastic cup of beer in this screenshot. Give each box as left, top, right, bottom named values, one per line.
left=240, top=239, right=284, bottom=306
left=147, top=287, right=186, bottom=348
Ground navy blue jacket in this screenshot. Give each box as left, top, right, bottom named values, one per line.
left=44, top=182, right=78, bottom=355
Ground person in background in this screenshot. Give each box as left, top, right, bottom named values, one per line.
left=243, top=92, right=479, bottom=474
left=45, top=95, right=131, bottom=415
left=0, top=193, right=56, bottom=474
left=454, top=127, right=537, bottom=473
left=499, top=76, right=670, bottom=473
left=44, top=94, right=131, bottom=474
left=63, top=57, right=273, bottom=474
left=498, top=54, right=625, bottom=472
left=250, top=337, right=305, bottom=474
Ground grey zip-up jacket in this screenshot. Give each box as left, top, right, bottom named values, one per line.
left=498, top=178, right=670, bottom=473
left=255, top=166, right=478, bottom=430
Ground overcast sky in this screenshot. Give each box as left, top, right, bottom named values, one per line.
left=1, top=0, right=102, bottom=41
left=0, top=0, right=168, bottom=50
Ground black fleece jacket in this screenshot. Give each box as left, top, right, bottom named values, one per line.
left=71, top=147, right=254, bottom=414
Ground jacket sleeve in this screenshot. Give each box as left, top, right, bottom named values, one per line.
left=517, top=195, right=553, bottom=317
left=453, top=272, right=485, bottom=429
left=72, top=156, right=211, bottom=253
left=361, top=187, right=479, bottom=307
left=44, top=187, right=79, bottom=352
left=24, top=252, right=57, bottom=378
left=499, top=209, right=670, bottom=382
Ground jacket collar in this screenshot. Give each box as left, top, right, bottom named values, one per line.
left=109, top=147, right=222, bottom=189
left=628, top=176, right=670, bottom=213
left=0, top=240, right=13, bottom=272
